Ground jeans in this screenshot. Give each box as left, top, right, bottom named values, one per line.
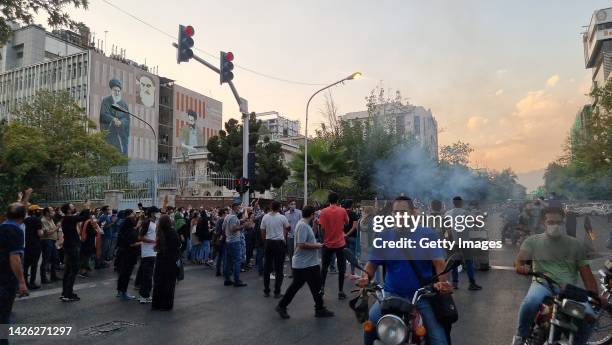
left=320, top=246, right=346, bottom=293
left=264, top=239, right=286, bottom=294
left=451, top=259, right=476, bottom=284
left=364, top=293, right=448, bottom=345
left=255, top=246, right=264, bottom=274
left=516, top=281, right=594, bottom=344
left=287, top=236, right=295, bottom=263
left=0, top=282, right=17, bottom=345
left=224, top=241, right=242, bottom=283
left=23, top=248, right=41, bottom=285
left=278, top=265, right=324, bottom=311
left=102, top=236, right=112, bottom=261
left=216, top=242, right=225, bottom=274
left=40, top=240, right=59, bottom=280
left=62, top=246, right=80, bottom=297
left=345, top=236, right=357, bottom=274
left=139, top=256, right=155, bottom=298
left=202, top=240, right=211, bottom=262
left=363, top=294, right=448, bottom=345
left=117, top=252, right=137, bottom=293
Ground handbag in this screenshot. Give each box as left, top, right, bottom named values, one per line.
left=407, top=258, right=459, bottom=325
left=176, top=259, right=185, bottom=281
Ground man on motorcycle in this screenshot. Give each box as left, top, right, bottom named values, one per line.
left=512, top=206, right=601, bottom=345
left=358, top=196, right=454, bottom=345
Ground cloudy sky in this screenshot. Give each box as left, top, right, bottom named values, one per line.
left=64, top=0, right=609, bottom=174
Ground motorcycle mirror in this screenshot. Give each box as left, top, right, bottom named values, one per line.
left=443, top=253, right=463, bottom=273
left=343, top=248, right=364, bottom=272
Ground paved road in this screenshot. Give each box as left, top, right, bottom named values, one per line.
left=10, top=214, right=611, bottom=345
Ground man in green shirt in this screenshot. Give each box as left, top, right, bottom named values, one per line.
left=512, top=206, right=600, bottom=345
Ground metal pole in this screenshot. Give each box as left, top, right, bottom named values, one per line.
left=242, top=112, right=249, bottom=206
left=303, top=78, right=349, bottom=205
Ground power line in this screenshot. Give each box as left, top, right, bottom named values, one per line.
left=99, top=0, right=328, bottom=86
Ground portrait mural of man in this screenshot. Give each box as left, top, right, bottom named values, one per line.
left=137, top=75, right=156, bottom=108
left=179, top=109, right=204, bottom=154
left=99, top=79, right=130, bottom=155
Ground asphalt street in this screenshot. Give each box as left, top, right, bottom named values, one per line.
left=9, top=214, right=612, bottom=345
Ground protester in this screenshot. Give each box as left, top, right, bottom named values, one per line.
left=261, top=200, right=290, bottom=298
left=342, top=200, right=359, bottom=278
left=284, top=200, right=302, bottom=269
left=138, top=206, right=159, bottom=304
left=276, top=205, right=334, bottom=319
left=445, top=196, right=482, bottom=291
left=152, top=214, right=180, bottom=311
left=190, top=211, right=203, bottom=264
left=60, top=201, right=91, bottom=302
left=223, top=202, right=247, bottom=287
left=23, top=205, right=43, bottom=289
left=116, top=210, right=139, bottom=301
left=318, top=192, right=349, bottom=299
left=357, top=205, right=381, bottom=283
left=1, top=203, right=28, bottom=345
left=213, top=208, right=227, bottom=277
left=78, top=210, right=102, bottom=278
left=196, top=210, right=212, bottom=266
left=40, top=206, right=60, bottom=283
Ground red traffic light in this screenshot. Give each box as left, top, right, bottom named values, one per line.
left=225, top=51, right=234, bottom=62
left=184, top=25, right=195, bottom=37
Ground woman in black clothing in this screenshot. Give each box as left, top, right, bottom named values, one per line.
left=152, top=214, right=180, bottom=311
left=116, top=211, right=140, bottom=300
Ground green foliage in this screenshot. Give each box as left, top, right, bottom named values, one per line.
left=0, top=0, right=89, bottom=46
left=206, top=113, right=290, bottom=193
left=544, top=84, right=612, bottom=200
left=439, top=141, right=474, bottom=167
left=0, top=91, right=126, bottom=209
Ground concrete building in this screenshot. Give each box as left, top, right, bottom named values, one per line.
left=341, top=102, right=439, bottom=160
left=583, top=7, right=612, bottom=89
left=0, top=23, right=222, bottom=163
left=256, top=111, right=300, bottom=138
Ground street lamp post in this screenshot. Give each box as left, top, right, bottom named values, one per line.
left=303, top=72, right=361, bottom=206
left=111, top=104, right=159, bottom=206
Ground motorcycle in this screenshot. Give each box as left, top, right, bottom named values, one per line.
left=525, top=270, right=610, bottom=345
left=587, top=258, right=612, bottom=345
left=345, top=248, right=461, bottom=345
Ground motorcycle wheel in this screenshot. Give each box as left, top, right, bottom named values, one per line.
left=587, top=307, right=612, bottom=345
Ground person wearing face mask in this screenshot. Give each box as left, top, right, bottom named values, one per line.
left=512, top=206, right=601, bottom=345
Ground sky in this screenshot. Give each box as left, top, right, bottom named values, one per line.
left=57, top=0, right=610, bottom=174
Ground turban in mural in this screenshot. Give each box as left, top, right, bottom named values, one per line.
left=109, top=79, right=122, bottom=89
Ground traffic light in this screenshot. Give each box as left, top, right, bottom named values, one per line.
left=220, top=51, right=234, bottom=84
left=234, top=178, right=242, bottom=193
left=241, top=177, right=250, bottom=194
left=177, top=25, right=195, bottom=63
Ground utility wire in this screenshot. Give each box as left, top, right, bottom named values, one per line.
left=99, top=0, right=328, bottom=86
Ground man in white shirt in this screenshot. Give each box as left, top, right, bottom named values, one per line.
left=261, top=201, right=290, bottom=298
left=138, top=206, right=159, bottom=304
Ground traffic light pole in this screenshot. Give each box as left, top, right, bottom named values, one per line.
left=172, top=43, right=249, bottom=205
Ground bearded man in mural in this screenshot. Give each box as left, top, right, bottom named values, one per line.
left=99, top=79, right=130, bottom=155
left=137, top=75, right=156, bottom=108
left=180, top=109, right=204, bottom=155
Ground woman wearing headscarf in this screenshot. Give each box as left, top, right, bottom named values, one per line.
left=152, top=214, right=180, bottom=311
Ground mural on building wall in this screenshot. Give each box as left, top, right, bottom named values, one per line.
left=99, top=78, right=130, bottom=155
left=179, top=109, right=204, bottom=154
left=136, top=75, right=156, bottom=108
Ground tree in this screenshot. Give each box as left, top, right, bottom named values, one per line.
left=288, top=138, right=353, bottom=203
left=439, top=141, right=474, bottom=166
left=0, top=0, right=89, bottom=46
left=0, top=91, right=126, bottom=208
left=207, top=113, right=289, bottom=193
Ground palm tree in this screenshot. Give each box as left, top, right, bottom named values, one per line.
left=288, top=138, right=353, bottom=203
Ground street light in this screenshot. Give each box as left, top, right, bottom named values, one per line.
left=111, top=104, right=159, bottom=206
left=303, top=71, right=362, bottom=206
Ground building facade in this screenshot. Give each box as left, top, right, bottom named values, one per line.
left=584, top=7, right=612, bottom=89
left=341, top=102, right=439, bottom=160
left=0, top=23, right=223, bottom=163
left=256, top=111, right=300, bottom=138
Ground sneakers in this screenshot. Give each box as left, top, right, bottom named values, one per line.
left=338, top=291, right=347, bottom=300
left=77, top=273, right=89, bottom=278
left=61, top=294, right=81, bottom=302
left=511, top=336, right=525, bottom=345
left=233, top=281, right=247, bottom=287
left=224, top=280, right=234, bottom=286
left=139, top=297, right=152, bottom=304
left=468, top=282, right=483, bottom=290
left=275, top=305, right=290, bottom=319
left=315, top=308, right=335, bottom=318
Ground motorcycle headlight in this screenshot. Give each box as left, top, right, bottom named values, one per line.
left=376, top=314, right=407, bottom=345
left=560, top=299, right=586, bottom=320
